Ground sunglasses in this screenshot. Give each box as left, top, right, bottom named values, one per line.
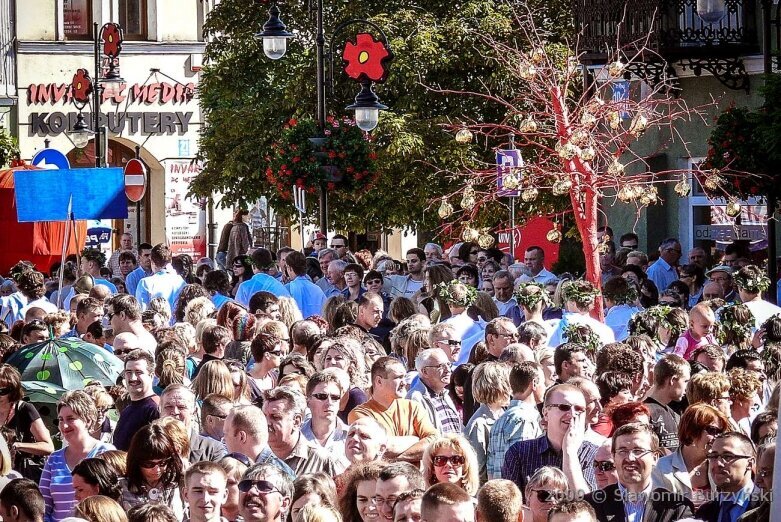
left=438, top=339, right=461, bottom=346
left=267, top=350, right=284, bottom=357
left=546, top=403, right=587, bottom=414
left=534, top=490, right=565, bottom=503
left=140, top=458, right=170, bottom=469
left=366, top=279, right=382, bottom=285
left=0, top=387, right=11, bottom=396
left=432, top=455, right=465, bottom=467
left=311, top=392, right=341, bottom=402
left=702, top=425, right=723, bottom=436
left=593, top=460, right=616, bottom=472
left=238, top=479, right=278, bottom=494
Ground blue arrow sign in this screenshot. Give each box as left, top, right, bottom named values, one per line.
left=31, top=148, right=71, bottom=170
left=13, top=168, right=128, bottom=222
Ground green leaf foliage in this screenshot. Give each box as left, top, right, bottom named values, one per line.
left=194, top=0, right=574, bottom=232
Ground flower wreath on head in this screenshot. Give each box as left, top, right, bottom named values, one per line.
left=433, top=280, right=477, bottom=308
left=733, top=270, right=771, bottom=294
left=561, top=280, right=600, bottom=307
left=645, top=305, right=673, bottom=328
left=563, top=323, right=601, bottom=355
left=718, top=303, right=754, bottom=343
left=81, top=248, right=107, bottom=268
left=514, top=282, right=552, bottom=309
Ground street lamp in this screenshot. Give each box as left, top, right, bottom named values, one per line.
left=68, top=22, right=125, bottom=167
left=697, top=0, right=727, bottom=24
left=256, top=3, right=393, bottom=233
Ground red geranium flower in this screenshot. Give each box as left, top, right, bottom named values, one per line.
left=102, top=23, right=123, bottom=58
left=71, top=69, right=93, bottom=104
left=342, top=33, right=392, bottom=83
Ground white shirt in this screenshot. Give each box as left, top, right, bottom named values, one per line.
left=494, top=297, right=518, bottom=316
left=547, top=311, right=616, bottom=347
left=20, top=297, right=59, bottom=317
left=605, top=304, right=640, bottom=341
left=743, top=298, right=781, bottom=330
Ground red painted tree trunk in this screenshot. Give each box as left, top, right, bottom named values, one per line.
left=550, top=87, right=604, bottom=320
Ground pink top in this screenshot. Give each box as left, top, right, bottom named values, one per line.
left=674, top=330, right=716, bottom=360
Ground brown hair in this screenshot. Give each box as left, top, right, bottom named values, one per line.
left=0, top=364, right=23, bottom=402
left=75, top=495, right=128, bottom=522
left=678, top=403, right=731, bottom=446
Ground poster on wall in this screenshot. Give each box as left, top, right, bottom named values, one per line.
left=164, top=160, right=206, bottom=259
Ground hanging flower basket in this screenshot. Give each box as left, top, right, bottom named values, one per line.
left=265, top=116, right=379, bottom=198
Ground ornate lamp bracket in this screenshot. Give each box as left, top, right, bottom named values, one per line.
left=677, top=56, right=750, bottom=93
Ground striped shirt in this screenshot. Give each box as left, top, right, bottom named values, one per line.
left=408, top=383, right=463, bottom=435
left=501, top=434, right=598, bottom=499
left=41, top=441, right=114, bottom=522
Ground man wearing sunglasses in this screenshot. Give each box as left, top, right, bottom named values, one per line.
left=238, top=463, right=293, bottom=522
left=502, top=384, right=597, bottom=498
left=586, top=422, right=693, bottom=522
left=694, top=432, right=759, bottom=522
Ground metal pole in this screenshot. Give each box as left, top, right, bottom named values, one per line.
left=763, top=1, right=777, bottom=304
left=93, top=22, right=102, bottom=168
left=510, top=197, right=516, bottom=262
left=316, top=0, right=328, bottom=235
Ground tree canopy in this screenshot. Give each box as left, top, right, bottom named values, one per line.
left=192, top=0, right=574, bottom=232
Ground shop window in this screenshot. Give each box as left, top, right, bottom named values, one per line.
left=119, top=0, right=148, bottom=40
left=64, top=0, right=93, bottom=40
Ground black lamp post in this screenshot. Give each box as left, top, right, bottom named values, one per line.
left=68, top=22, right=125, bottom=168
left=256, top=3, right=392, bottom=234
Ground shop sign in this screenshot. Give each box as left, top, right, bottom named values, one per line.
left=164, top=160, right=206, bottom=259
left=693, top=224, right=766, bottom=242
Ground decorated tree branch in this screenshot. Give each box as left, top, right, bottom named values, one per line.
left=430, top=8, right=717, bottom=319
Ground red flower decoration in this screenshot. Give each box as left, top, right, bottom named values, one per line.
left=342, top=33, right=392, bottom=83
left=71, top=69, right=93, bottom=104
left=102, top=23, right=123, bottom=58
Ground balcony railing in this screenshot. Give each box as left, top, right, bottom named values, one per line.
left=574, top=0, right=759, bottom=91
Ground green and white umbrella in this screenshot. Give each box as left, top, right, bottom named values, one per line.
left=7, top=337, right=122, bottom=389
left=21, top=381, right=67, bottom=435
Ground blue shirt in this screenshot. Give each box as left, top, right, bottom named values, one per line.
left=235, top=273, right=291, bottom=308
left=502, top=434, right=599, bottom=499
left=125, top=266, right=152, bottom=296
left=487, top=400, right=542, bottom=480
left=718, top=481, right=755, bottom=522
left=605, top=304, right=640, bottom=341
left=646, top=257, right=678, bottom=292
left=286, top=276, right=327, bottom=318
left=316, top=277, right=343, bottom=298
left=134, top=265, right=186, bottom=320
left=211, top=293, right=233, bottom=311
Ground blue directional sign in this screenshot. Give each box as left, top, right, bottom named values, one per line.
left=31, top=148, right=71, bottom=170
left=13, top=168, right=128, bottom=222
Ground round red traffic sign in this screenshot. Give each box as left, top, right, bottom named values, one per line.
left=124, top=158, right=147, bottom=202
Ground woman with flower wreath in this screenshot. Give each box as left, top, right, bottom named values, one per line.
left=547, top=280, right=615, bottom=348
left=718, top=303, right=755, bottom=355
left=510, top=282, right=554, bottom=332
left=436, top=281, right=482, bottom=357
left=645, top=305, right=689, bottom=355
left=603, top=276, right=641, bottom=341
left=733, top=264, right=781, bottom=330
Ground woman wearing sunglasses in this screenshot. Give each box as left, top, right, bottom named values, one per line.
left=120, top=423, right=185, bottom=519
left=249, top=332, right=288, bottom=395
left=41, top=390, right=114, bottom=522
left=651, top=403, right=731, bottom=508
left=521, top=466, right=568, bottom=522
left=421, top=435, right=479, bottom=496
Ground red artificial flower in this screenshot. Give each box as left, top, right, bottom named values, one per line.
left=328, top=151, right=337, bottom=159
left=71, top=69, right=93, bottom=104
left=327, top=182, right=336, bottom=191
left=292, top=156, right=301, bottom=163
left=369, top=152, right=377, bottom=160
left=101, top=23, right=123, bottom=58
left=342, top=33, right=392, bottom=83
left=289, top=118, right=298, bottom=127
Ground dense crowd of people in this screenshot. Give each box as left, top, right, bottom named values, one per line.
left=0, top=228, right=777, bottom=522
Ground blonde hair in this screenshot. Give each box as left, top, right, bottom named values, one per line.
left=192, top=360, right=234, bottom=401
left=472, top=361, right=511, bottom=405
left=84, top=386, right=114, bottom=411
left=97, top=450, right=127, bottom=476
left=278, top=296, right=303, bottom=328
left=318, top=337, right=367, bottom=389
left=524, top=466, right=568, bottom=501
left=172, top=322, right=197, bottom=355
left=421, top=435, right=480, bottom=495
left=184, top=297, right=216, bottom=327
left=0, top=433, right=12, bottom=475
left=278, top=373, right=309, bottom=395
left=58, top=390, right=99, bottom=432
left=195, top=318, right=217, bottom=348
left=75, top=495, right=128, bottom=522
left=155, top=347, right=186, bottom=389
left=295, top=504, right=342, bottom=522
left=153, top=417, right=190, bottom=459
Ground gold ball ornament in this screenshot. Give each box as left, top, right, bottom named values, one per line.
left=608, top=111, right=621, bottom=130
left=703, top=173, right=723, bottom=191
left=519, top=63, right=537, bottom=80
left=519, top=117, right=538, bottom=133
left=674, top=179, right=691, bottom=197
left=726, top=200, right=742, bottom=218
left=617, top=185, right=635, bottom=202
left=521, top=187, right=539, bottom=202
left=437, top=199, right=453, bottom=219
left=579, top=146, right=596, bottom=161
left=460, top=185, right=476, bottom=210
left=530, top=47, right=546, bottom=65
left=607, top=159, right=625, bottom=176
left=558, top=142, right=580, bottom=161
left=608, top=60, right=625, bottom=78
left=552, top=179, right=572, bottom=196
left=455, top=128, right=473, bottom=144
left=503, top=170, right=521, bottom=190
left=462, top=226, right=480, bottom=242
left=581, top=111, right=598, bottom=128
left=629, top=112, right=649, bottom=137
left=570, top=129, right=590, bottom=147
left=546, top=227, right=563, bottom=243
left=478, top=233, right=495, bottom=249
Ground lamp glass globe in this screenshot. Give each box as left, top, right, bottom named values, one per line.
left=263, top=37, right=288, bottom=60
left=354, top=108, right=379, bottom=132
left=72, top=131, right=90, bottom=149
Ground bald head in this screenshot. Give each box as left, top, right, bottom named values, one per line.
left=703, top=281, right=724, bottom=300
